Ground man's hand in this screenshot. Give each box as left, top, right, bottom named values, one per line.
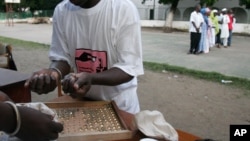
left=62, top=72, right=91, bottom=99
left=16, top=106, right=63, bottom=141
left=0, top=91, right=11, bottom=102
left=24, top=69, right=59, bottom=94
left=196, top=27, right=200, bottom=33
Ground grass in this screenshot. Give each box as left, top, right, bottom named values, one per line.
left=143, top=61, right=250, bottom=95
left=0, top=36, right=49, bottom=49
left=1, top=36, right=250, bottom=95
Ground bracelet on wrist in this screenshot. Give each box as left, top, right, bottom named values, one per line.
left=49, top=67, right=62, bottom=80
left=4, top=101, right=21, bottom=136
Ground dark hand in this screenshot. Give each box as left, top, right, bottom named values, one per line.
left=62, top=72, right=91, bottom=99
left=196, top=27, right=200, bottom=33
left=16, top=106, right=63, bottom=141
left=0, top=91, right=11, bottom=102
left=24, top=69, right=59, bottom=94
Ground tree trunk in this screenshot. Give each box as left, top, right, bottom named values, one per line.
left=163, top=10, right=174, bottom=33
left=163, top=0, right=179, bottom=33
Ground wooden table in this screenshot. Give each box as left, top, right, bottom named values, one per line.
left=0, top=68, right=31, bottom=103
left=50, top=95, right=201, bottom=141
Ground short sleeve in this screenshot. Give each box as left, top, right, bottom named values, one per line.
left=49, top=5, right=72, bottom=67
left=112, top=4, right=144, bottom=77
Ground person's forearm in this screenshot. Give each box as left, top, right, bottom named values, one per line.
left=0, top=102, right=15, bottom=133
left=49, top=60, right=71, bottom=79
left=192, top=22, right=197, bottom=28
left=90, top=67, right=133, bottom=86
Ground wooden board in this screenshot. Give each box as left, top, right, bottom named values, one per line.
left=45, top=101, right=133, bottom=141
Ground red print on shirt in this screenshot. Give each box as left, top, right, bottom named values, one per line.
left=75, top=49, right=108, bottom=73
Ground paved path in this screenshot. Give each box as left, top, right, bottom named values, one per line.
left=1, top=23, right=250, bottom=80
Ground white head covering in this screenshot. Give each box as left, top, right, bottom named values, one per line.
left=212, top=9, right=218, bottom=13
left=222, top=8, right=227, bottom=12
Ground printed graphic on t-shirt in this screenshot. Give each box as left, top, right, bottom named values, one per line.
left=75, top=49, right=108, bottom=73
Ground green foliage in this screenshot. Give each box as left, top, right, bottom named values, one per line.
left=21, top=0, right=62, bottom=11
left=0, top=36, right=49, bottom=49
left=200, top=0, right=218, bottom=7
left=142, top=0, right=218, bottom=6
left=1, top=0, right=62, bottom=12
left=158, top=0, right=175, bottom=5
left=239, top=0, right=250, bottom=9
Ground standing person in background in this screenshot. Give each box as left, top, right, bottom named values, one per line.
left=206, top=8, right=214, bottom=50
left=188, top=3, right=203, bottom=54
left=210, top=9, right=219, bottom=47
left=227, top=9, right=235, bottom=47
left=215, top=10, right=223, bottom=48
left=198, top=7, right=211, bottom=54
left=220, top=8, right=230, bottom=48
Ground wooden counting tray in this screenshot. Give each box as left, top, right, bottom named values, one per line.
left=45, top=101, right=133, bottom=141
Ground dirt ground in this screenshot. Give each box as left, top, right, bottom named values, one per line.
left=8, top=37, right=250, bottom=141
left=138, top=70, right=249, bottom=141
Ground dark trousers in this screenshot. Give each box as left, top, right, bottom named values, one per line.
left=228, top=30, right=232, bottom=46
left=216, top=29, right=221, bottom=45
left=190, top=32, right=201, bottom=53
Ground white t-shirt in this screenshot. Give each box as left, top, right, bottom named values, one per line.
left=49, top=0, right=144, bottom=114
left=189, top=11, right=204, bottom=33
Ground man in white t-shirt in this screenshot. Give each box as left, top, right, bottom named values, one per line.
left=188, top=3, right=203, bottom=54
left=25, top=0, right=144, bottom=114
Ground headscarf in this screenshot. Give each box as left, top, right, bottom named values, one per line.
left=209, top=10, right=219, bottom=34
left=222, top=8, right=227, bottom=12
left=200, top=8, right=210, bottom=28
left=200, top=8, right=208, bottom=25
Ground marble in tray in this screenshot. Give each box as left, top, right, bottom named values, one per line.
left=45, top=101, right=132, bottom=141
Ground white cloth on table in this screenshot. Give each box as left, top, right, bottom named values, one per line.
left=135, top=110, right=178, bottom=141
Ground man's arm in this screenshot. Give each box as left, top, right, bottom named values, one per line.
left=192, top=21, right=197, bottom=29
left=0, top=103, right=63, bottom=140
left=199, top=22, right=203, bottom=29
left=89, top=67, right=133, bottom=86
left=49, top=60, right=71, bottom=80
left=0, top=102, right=16, bottom=133
left=62, top=67, right=133, bottom=98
